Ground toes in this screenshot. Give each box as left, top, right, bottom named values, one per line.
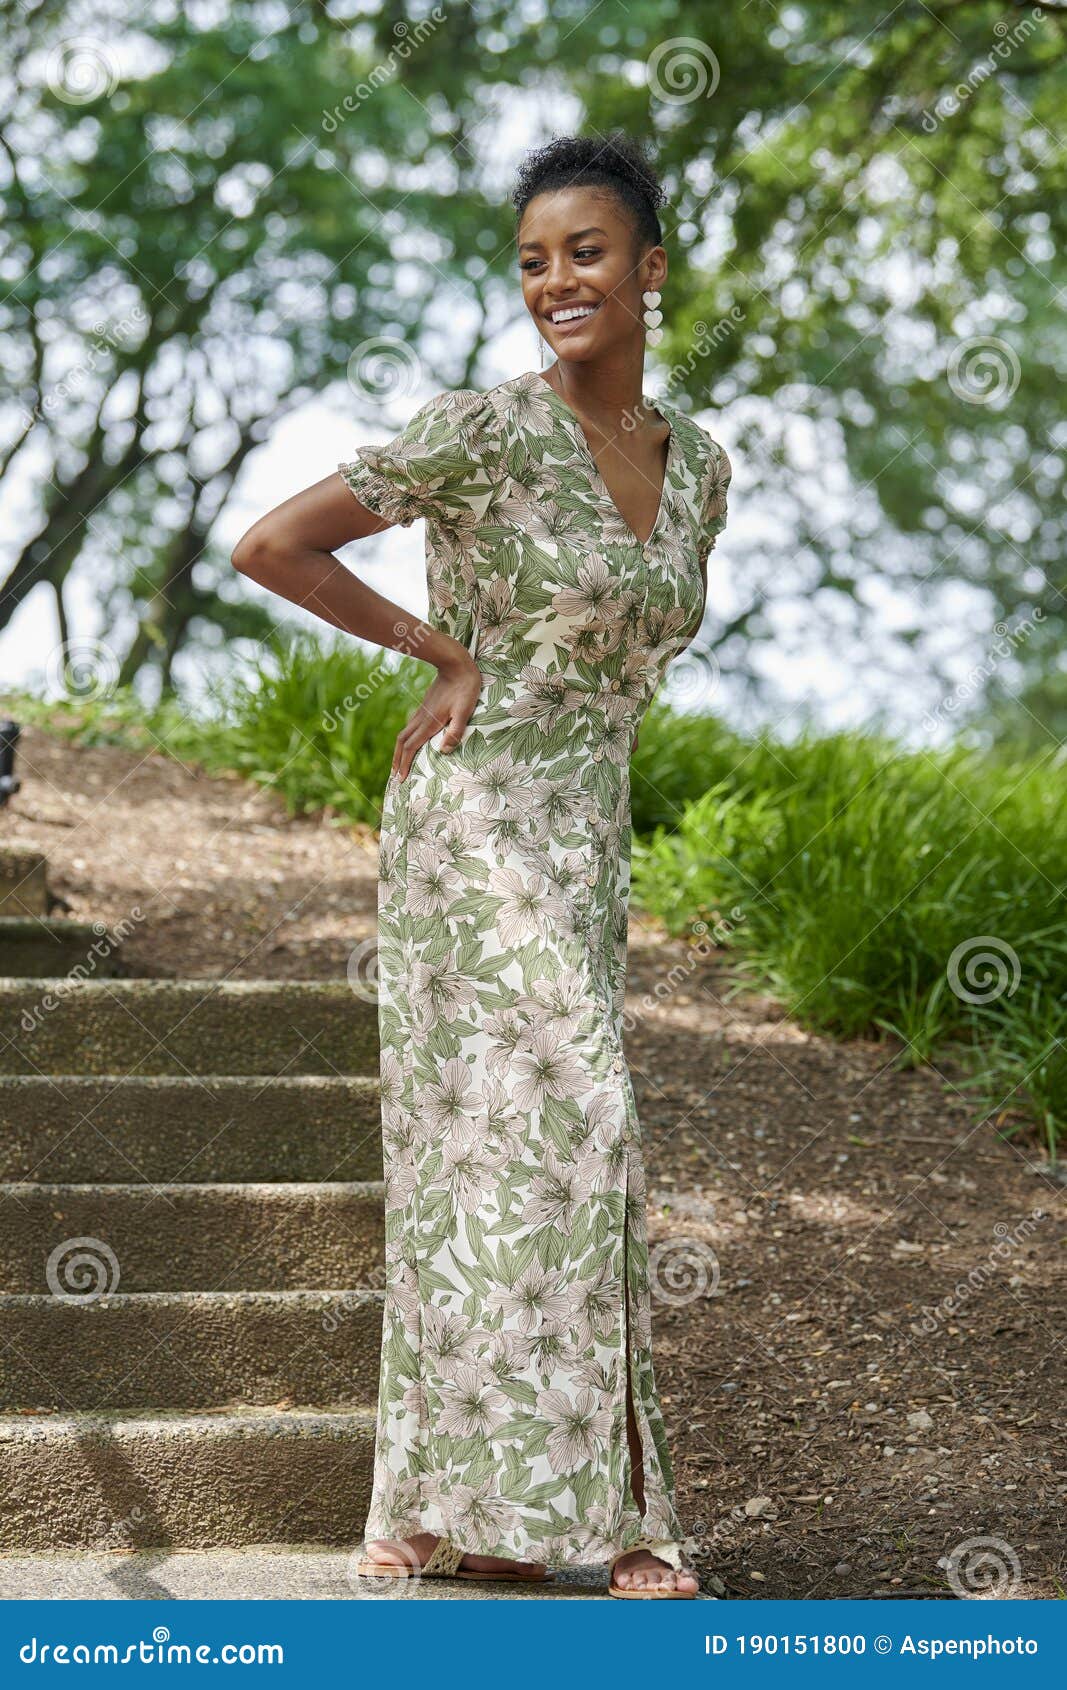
left=365, top=1534, right=428, bottom=1569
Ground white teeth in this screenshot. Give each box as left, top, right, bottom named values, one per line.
left=549, top=304, right=598, bottom=324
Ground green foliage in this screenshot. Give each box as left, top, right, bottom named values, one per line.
left=633, top=724, right=1067, bottom=1154
left=3, top=0, right=1064, bottom=712
left=190, top=632, right=423, bottom=824
left=14, top=631, right=1063, bottom=1154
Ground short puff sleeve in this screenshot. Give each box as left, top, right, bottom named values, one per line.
left=696, top=438, right=732, bottom=565
left=337, top=387, right=493, bottom=530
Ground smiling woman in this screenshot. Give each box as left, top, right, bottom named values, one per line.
left=513, top=139, right=690, bottom=555
left=230, top=130, right=730, bottom=1603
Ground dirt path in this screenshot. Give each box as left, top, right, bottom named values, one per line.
left=4, top=720, right=1064, bottom=1598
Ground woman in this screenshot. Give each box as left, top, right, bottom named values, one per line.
left=231, top=132, right=730, bottom=1599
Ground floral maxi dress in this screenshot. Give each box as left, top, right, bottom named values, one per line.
left=338, top=369, right=731, bottom=1570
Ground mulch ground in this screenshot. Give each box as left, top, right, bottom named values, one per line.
left=5, top=719, right=1065, bottom=1599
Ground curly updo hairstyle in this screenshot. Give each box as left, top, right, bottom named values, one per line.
left=512, top=132, right=667, bottom=257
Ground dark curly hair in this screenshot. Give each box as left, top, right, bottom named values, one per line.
left=512, top=132, right=666, bottom=254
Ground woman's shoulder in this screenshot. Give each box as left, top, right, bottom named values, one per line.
left=405, top=381, right=520, bottom=454
left=657, top=396, right=729, bottom=470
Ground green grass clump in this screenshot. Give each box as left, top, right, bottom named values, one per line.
left=632, top=727, right=1066, bottom=1157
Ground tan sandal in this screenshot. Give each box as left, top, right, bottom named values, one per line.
left=608, top=1538, right=697, bottom=1600
left=355, top=1535, right=555, bottom=1584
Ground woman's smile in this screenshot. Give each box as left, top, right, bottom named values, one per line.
left=544, top=299, right=603, bottom=333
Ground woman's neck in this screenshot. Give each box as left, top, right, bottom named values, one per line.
left=542, top=355, right=653, bottom=430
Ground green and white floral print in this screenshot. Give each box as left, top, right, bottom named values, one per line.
left=338, top=370, right=730, bottom=1569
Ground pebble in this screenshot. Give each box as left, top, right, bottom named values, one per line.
left=744, top=1496, right=777, bottom=1519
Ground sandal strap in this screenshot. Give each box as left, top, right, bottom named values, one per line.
left=422, top=1536, right=466, bottom=1576
left=615, top=1536, right=686, bottom=1572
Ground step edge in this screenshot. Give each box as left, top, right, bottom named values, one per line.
left=0, top=1288, right=385, bottom=1308
left=0, top=1407, right=377, bottom=1437
left=0, top=1179, right=386, bottom=1198
left=0, top=1074, right=378, bottom=1089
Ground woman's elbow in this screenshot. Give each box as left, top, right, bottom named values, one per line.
left=231, top=522, right=282, bottom=579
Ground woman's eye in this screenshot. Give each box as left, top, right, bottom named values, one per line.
left=520, top=250, right=601, bottom=270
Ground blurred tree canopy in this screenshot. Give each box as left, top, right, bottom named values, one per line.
left=1, top=0, right=1064, bottom=728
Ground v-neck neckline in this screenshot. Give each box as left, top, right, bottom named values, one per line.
left=523, top=369, right=675, bottom=549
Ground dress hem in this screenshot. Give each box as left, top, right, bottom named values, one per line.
left=360, top=1523, right=687, bottom=1571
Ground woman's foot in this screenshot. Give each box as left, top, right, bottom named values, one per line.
left=611, top=1547, right=699, bottom=1594
left=363, top=1531, right=549, bottom=1579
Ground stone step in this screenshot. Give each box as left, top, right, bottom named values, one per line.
left=0, top=1408, right=375, bottom=1551
left=0, top=1289, right=383, bottom=1412
left=0, top=1075, right=383, bottom=1183
left=0, top=849, right=48, bottom=918
left=0, top=1182, right=385, bottom=1293
left=0, top=1545, right=615, bottom=1598
left=0, top=917, right=124, bottom=979
left=0, top=979, right=378, bottom=1077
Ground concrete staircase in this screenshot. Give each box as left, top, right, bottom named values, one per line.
left=0, top=847, right=388, bottom=1554
left=0, top=847, right=125, bottom=978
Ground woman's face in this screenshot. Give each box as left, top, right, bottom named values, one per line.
left=517, top=187, right=665, bottom=365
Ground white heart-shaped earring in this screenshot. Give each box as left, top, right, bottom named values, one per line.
left=642, top=289, right=664, bottom=346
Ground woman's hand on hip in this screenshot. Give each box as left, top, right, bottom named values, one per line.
left=392, top=649, right=483, bottom=781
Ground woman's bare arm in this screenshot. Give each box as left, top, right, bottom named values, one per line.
left=231, top=472, right=481, bottom=780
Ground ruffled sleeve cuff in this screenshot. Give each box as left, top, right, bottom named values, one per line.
left=336, top=449, right=421, bottom=529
